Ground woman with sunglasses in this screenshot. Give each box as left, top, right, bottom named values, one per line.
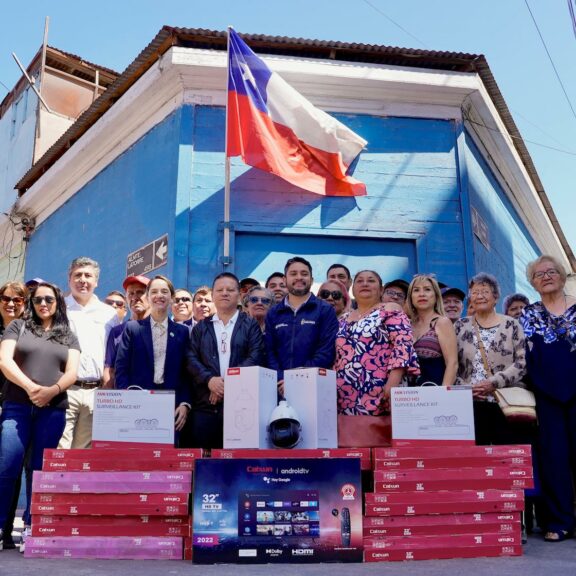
left=317, top=280, right=350, bottom=318
left=520, top=256, right=576, bottom=542
left=187, top=273, right=265, bottom=448
left=245, top=286, right=274, bottom=332
left=0, top=282, right=27, bottom=550
left=0, top=282, right=80, bottom=547
left=334, top=270, right=419, bottom=445
left=406, top=274, right=457, bottom=387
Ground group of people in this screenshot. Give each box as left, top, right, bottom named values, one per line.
left=0, top=253, right=575, bottom=547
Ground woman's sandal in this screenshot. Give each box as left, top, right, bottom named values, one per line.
left=544, top=530, right=572, bottom=542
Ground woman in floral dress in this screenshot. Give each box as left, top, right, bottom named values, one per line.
left=335, top=270, right=419, bottom=443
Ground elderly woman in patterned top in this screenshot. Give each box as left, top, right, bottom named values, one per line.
left=520, top=255, right=576, bottom=543
left=454, top=273, right=526, bottom=446
left=334, top=270, right=419, bottom=445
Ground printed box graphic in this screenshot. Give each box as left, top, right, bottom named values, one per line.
left=192, top=458, right=363, bottom=563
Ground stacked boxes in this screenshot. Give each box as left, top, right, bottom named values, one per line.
left=364, top=444, right=532, bottom=562
left=25, top=447, right=201, bottom=559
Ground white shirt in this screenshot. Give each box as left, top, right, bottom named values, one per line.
left=151, top=317, right=169, bottom=385
left=211, top=310, right=239, bottom=377
left=66, top=294, right=119, bottom=381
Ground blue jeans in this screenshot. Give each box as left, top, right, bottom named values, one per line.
left=0, top=401, right=65, bottom=526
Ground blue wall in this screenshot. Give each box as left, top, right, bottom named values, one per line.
left=25, top=108, right=182, bottom=296
left=186, top=105, right=468, bottom=291
left=24, top=103, right=541, bottom=305
left=463, top=132, right=540, bottom=305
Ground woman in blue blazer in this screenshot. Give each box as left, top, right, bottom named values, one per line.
left=115, top=275, right=192, bottom=435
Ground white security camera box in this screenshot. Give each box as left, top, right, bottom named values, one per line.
left=284, top=368, right=338, bottom=448
left=224, top=366, right=278, bottom=448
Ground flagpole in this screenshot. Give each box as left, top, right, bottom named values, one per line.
left=223, top=26, right=232, bottom=267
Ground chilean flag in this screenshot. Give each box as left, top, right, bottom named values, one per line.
left=227, top=29, right=367, bottom=197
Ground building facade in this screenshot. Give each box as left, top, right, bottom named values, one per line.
left=8, top=27, right=574, bottom=303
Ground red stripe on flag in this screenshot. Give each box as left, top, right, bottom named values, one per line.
left=228, top=91, right=366, bottom=197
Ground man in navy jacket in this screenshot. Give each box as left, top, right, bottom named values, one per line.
left=265, top=257, right=339, bottom=392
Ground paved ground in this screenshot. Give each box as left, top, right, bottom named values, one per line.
left=1, top=534, right=574, bottom=576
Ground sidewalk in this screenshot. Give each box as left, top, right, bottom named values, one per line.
left=2, top=534, right=574, bottom=576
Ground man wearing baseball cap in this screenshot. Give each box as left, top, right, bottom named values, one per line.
left=441, top=287, right=466, bottom=323
left=103, top=275, right=150, bottom=388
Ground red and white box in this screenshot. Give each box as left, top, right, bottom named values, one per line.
left=42, top=458, right=195, bottom=472
left=373, top=478, right=532, bottom=492
left=223, top=366, right=278, bottom=449
left=365, top=489, right=524, bottom=505
left=44, top=448, right=203, bottom=461
left=32, top=493, right=189, bottom=505
left=211, top=448, right=372, bottom=470
left=373, top=455, right=531, bottom=470
left=32, top=520, right=191, bottom=537
left=364, top=531, right=521, bottom=548
left=283, top=368, right=338, bottom=448
left=24, top=536, right=183, bottom=560
left=364, top=544, right=522, bottom=562
left=374, top=467, right=532, bottom=481
left=373, top=445, right=532, bottom=460
left=34, top=515, right=190, bottom=527
left=31, top=502, right=189, bottom=516
left=32, top=471, right=192, bottom=493
left=363, top=513, right=520, bottom=537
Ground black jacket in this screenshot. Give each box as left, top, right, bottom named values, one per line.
left=187, top=312, right=266, bottom=412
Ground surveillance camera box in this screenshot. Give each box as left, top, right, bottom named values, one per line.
left=284, top=368, right=337, bottom=449
left=224, top=366, right=278, bottom=449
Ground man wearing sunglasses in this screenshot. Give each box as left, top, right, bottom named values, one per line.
left=104, top=291, right=127, bottom=322
left=265, top=257, right=339, bottom=395
left=59, top=257, right=119, bottom=449
left=172, top=289, right=195, bottom=327
left=103, top=275, right=150, bottom=389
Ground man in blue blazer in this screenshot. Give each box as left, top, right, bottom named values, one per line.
left=115, top=275, right=192, bottom=435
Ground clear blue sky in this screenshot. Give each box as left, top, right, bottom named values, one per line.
left=3, top=0, right=575, bottom=254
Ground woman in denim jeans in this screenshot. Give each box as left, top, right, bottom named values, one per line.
left=0, top=282, right=80, bottom=551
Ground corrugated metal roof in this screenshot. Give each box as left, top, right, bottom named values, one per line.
left=14, top=26, right=575, bottom=270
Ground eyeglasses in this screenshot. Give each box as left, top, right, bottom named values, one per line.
left=220, top=331, right=228, bottom=354
left=318, top=289, right=343, bottom=301
left=532, top=269, right=560, bottom=280
left=383, top=289, right=405, bottom=301
left=248, top=296, right=272, bottom=305
left=469, top=289, right=494, bottom=298
left=32, top=295, right=56, bottom=305
left=0, top=295, right=24, bottom=306
left=105, top=299, right=125, bottom=308
left=174, top=296, right=192, bottom=304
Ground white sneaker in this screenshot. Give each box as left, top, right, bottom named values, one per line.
left=18, top=527, right=31, bottom=554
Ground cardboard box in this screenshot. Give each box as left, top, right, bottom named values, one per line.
left=43, top=458, right=195, bottom=472
left=363, top=521, right=520, bottom=537
left=31, top=502, right=190, bottom=516
left=283, top=368, right=337, bottom=449
left=211, top=448, right=371, bottom=470
left=44, top=448, right=203, bottom=461
left=365, top=489, right=524, bottom=505
left=365, top=501, right=523, bottom=516
left=223, top=366, right=278, bottom=449
left=31, top=522, right=191, bottom=537
left=363, top=512, right=520, bottom=529
left=32, top=471, right=192, bottom=493
left=373, top=478, right=532, bottom=492
left=33, top=515, right=190, bottom=527
left=374, top=467, right=532, bottom=481
left=364, top=544, right=522, bottom=562
left=374, top=456, right=532, bottom=470
left=373, top=445, right=531, bottom=460
left=364, top=531, right=521, bottom=548
left=32, top=493, right=189, bottom=505
left=24, top=536, right=183, bottom=560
